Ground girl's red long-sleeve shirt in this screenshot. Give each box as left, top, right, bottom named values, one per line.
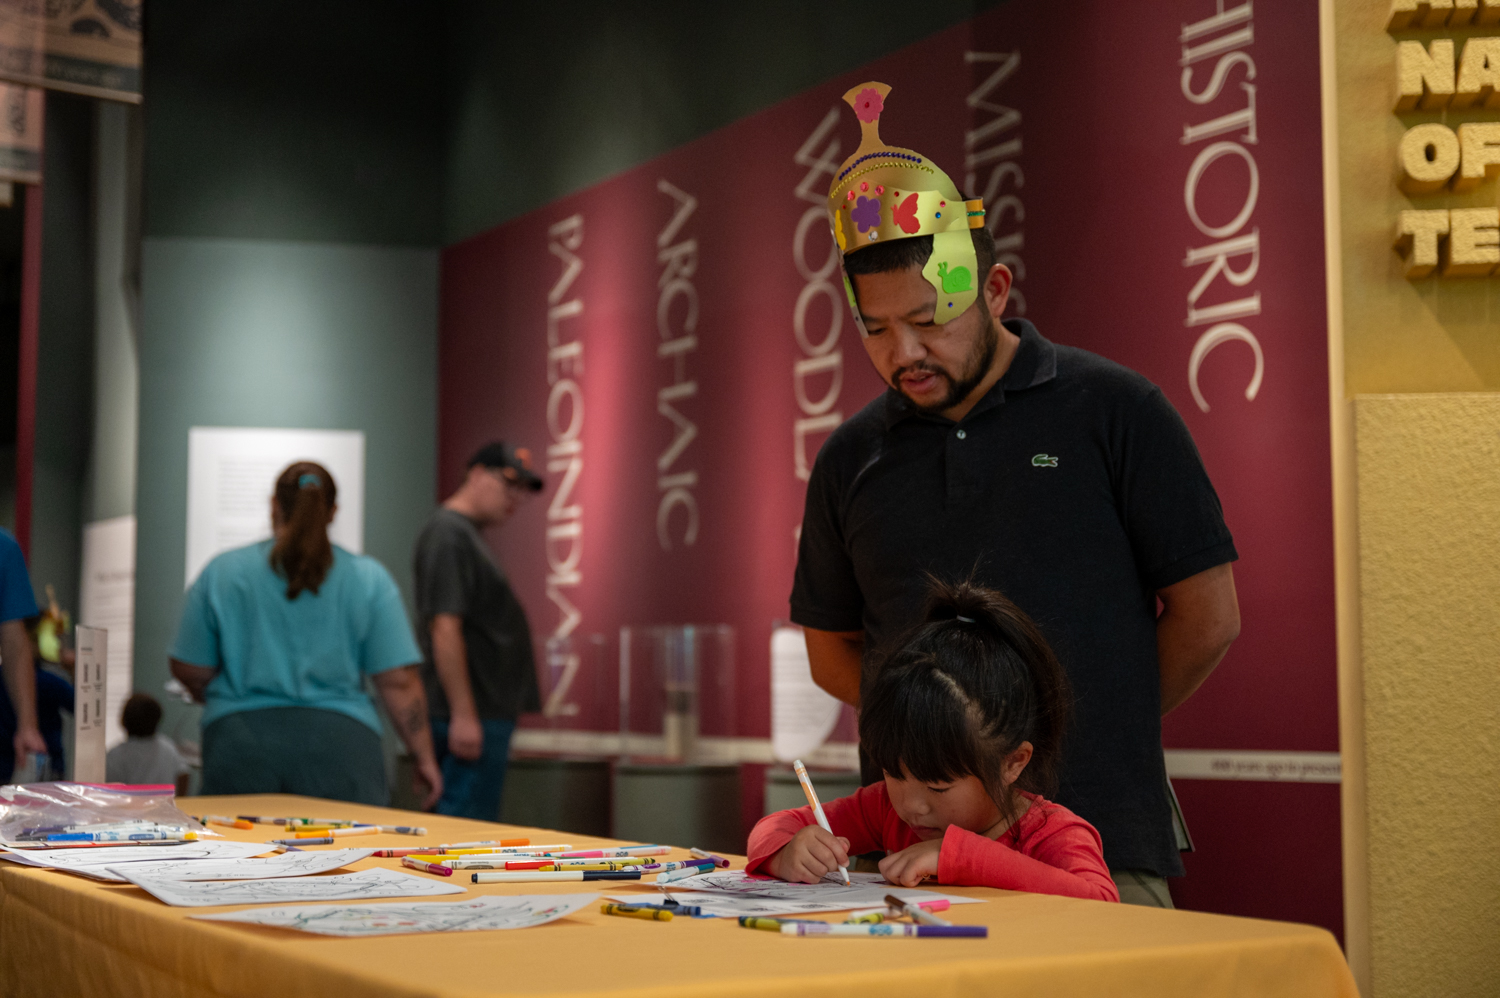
left=746, top=783, right=1119, bottom=902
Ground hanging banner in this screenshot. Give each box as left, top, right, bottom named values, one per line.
left=0, top=80, right=41, bottom=185
left=0, top=0, right=140, bottom=104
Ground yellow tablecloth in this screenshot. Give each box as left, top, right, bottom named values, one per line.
left=0, top=794, right=1357, bottom=998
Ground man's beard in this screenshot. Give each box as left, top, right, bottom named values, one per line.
left=891, top=313, right=1001, bottom=414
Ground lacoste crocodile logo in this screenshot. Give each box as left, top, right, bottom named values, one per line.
left=1031, top=454, right=1059, bottom=468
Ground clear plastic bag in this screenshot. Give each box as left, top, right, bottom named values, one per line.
left=0, top=782, right=209, bottom=847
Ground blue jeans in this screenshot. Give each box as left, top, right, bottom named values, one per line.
left=430, top=717, right=516, bottom=820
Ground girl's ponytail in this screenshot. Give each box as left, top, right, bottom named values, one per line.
left=269, top=461, right=337, bottom=599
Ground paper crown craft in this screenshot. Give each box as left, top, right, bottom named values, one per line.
left=827, top=82, right=986, bottom=330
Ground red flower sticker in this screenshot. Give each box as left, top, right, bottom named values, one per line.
left=891, top=193, right=921, bottom=234
left=854, top=87, right=884, bottom=123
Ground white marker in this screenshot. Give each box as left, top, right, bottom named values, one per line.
left=793, top=759, right=851, bottom=886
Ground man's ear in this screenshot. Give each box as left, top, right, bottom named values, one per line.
left=982, top=263, right=1013, bottom=321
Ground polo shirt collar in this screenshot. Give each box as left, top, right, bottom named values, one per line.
left=880, top=318, right=1057, bottom=428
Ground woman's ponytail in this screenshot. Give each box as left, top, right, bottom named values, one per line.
left=269, top=462, right=337, bottom=599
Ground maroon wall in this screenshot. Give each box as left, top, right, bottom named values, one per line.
left=440, top=0, right=1339, bottom=938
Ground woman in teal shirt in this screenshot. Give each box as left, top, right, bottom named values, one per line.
left=170, top=462, right=442, bottom=807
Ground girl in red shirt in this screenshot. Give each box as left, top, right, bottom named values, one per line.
left=748, top=580, right=1119, bottom=902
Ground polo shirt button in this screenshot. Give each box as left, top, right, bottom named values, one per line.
left=956, top=429, right=967, bottom=440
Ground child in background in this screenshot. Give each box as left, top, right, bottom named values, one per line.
left=105, top=694, right=191, bottom=795
left=748, top=580, right=1119, bottom=902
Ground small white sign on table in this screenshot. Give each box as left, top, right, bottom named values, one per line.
left=71, top=625, right=107, bottom=782
left=79, top=515, right=135, bottom=749
left=185, top=427, right=364, bottom=588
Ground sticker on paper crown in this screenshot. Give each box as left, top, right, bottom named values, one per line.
left=825, top=81, right=986, bottom=328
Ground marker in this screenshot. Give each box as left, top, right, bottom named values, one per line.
left=437, top=838, right=530, bottom=849
left=373, top=848, right=436, bottom=858
left=471, top=870, right=642, bottom=883
left=655, top=861, right=717, bottom=884
left=884, top=894, right=953, bottom=926
left=373, top=826, right=426, bottom=835
left=601, top=903, right=672, bottom=922
left=200, top=815, right=254, bottom=830
left=642, top=860, right=715, bottom=874
left=781, top=923, right=987, bottom=938
left=553, top=847, right=670, bottom=859
left=793, top=759, right=851, bottom=887
left=689, top=848, right=732, bottom=868
left=296, top=826, right=379, bottom=839
left=402, top=857, right=454, bottom=877
left=436, top=842, right=568, bottom=853
left=275, top=836, right=332, bottom=845
left=845, top=910, right=885, bottom=924
left=510, top=861, right=646, bottom=872
left=47, top=831, right=200, bottom=843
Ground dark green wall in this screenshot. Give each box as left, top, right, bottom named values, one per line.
left=143, top=0, right=444, bottom=245
left=442, top=0, right=999, bottom=243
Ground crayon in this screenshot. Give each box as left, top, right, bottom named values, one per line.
left=793, top=759, right=850, bottom=887
left=402, top=857, right=454, bottom=877
left=781, top=923, right=987, bottom=938
left=372, top=848, right=442, bottom=858
left=633, top=901, right=706, bottom=917
left=373, top=826, right=427, bottom=835
left=435, top=842, right=569, bottom=853
left=471, top=870, right=643, bottom=883
left=201, top=815, right=254, bottom=830
left=739, top=916, right=788, bottom=932
left=275, top=836, right=333, bottom=845
left=555, top=847, right=671, bottom=859
left=601, top=903, right=672, bottom=922
left=689, top=848, right=732, bottom=868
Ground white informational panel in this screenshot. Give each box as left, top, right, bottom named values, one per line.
left=79, top=515, right=135, bottom=749
left=771, top=625, right=843, bottom=763
left=185, top=428, right=364, bottom=588
left=72, top=625, right=107, bottom=783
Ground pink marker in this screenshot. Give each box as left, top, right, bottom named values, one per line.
left=402, top=856, right=453, bottom=877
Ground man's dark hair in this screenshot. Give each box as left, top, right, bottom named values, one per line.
left=121, top=693, right=163, bottom=739
left=842, top=226, right=997, bottom=280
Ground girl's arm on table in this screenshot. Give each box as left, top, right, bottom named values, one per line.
left=938, top=818, right=1120, bottom=902
left=745, top=785, right=888, bottom=875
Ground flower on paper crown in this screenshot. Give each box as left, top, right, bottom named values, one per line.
left=851, top=195, right=881, bottom=233
left=853, top=87, right=884, bottom=123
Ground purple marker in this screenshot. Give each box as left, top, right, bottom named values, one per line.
left=690, top=848, right=732, bottom=868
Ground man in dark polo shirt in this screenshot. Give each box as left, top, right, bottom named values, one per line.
left=794, top=83, right=1241, bottom=907
left=415, top=441, right=543, bottom=819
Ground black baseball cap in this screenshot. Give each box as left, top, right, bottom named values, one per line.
left=467, top=441, right=543, bottom=492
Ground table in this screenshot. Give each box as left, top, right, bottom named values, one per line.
left=0, top=794, right=1358, bottom=998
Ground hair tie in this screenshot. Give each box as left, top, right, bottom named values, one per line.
left=956, top=615, right=974, bottom=623
left=297, top=473, right=321, bottom=490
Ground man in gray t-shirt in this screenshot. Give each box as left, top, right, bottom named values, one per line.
left=414, top=441, right=542, bottom=819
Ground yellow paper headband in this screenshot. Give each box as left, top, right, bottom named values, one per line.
left=827, top=82, right=986, bottom=330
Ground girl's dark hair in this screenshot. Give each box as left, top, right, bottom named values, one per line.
left=269, top=461, right=337, bottom=599
left=859, top=577, right=1072, bottom=833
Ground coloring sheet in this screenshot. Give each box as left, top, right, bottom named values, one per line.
left=83, top=848, right=377, bottom=883
left=194, top=893, right=599, bottom=936
left=631, top=870, right=981, bottom=917
left=0, top=841, right=272, bottom=874
left=119, top=867, right=464, bottom=908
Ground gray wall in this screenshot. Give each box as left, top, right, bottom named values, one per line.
left=136, top=240, right=438, bottom=740
left=137, top=0, right=446, bottom=741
